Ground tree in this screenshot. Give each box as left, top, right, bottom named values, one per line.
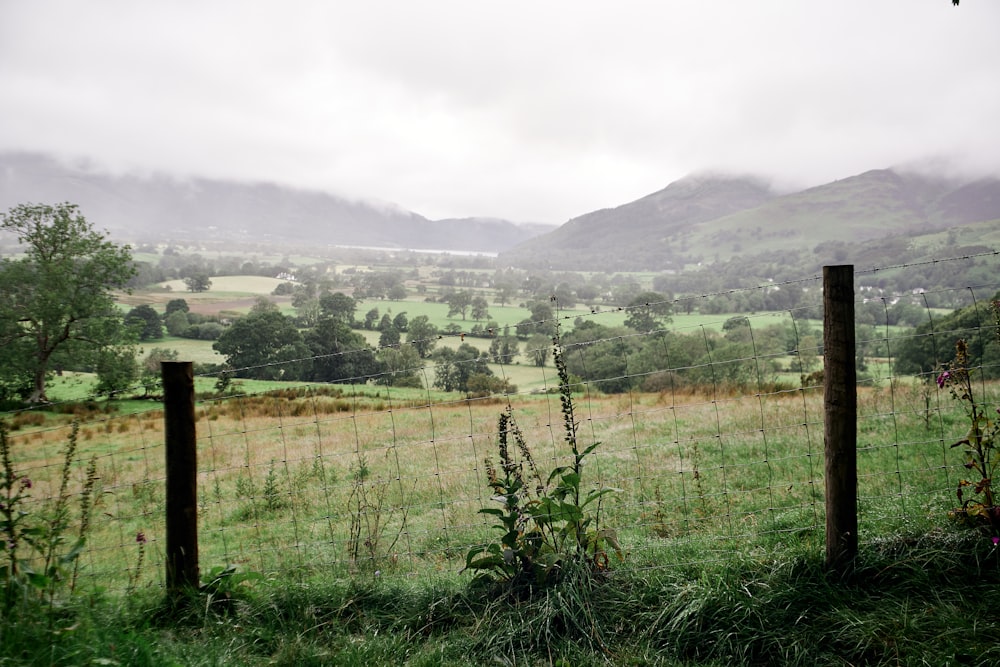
left=93, top=344, right=140, bottom=399
left=432, top=343, right=493, bottom=392
left=139, top=347, right=179, bottom=397
left=379, top=326, right=401, bottom=348
left=212, top=309, right=311, bottom=380
left=184, top=273, right=212, bottom=293
left=526, top=333, right=552, bottom=366
left=376, top=345, right=423, bottom=387
left=488, top=335, right=519, bottom=364
left=493, top=282, right=517, bottom=308
left=406, top=315, right=439, bottom=358
left=164, top=310, right=191, bottom=336
left=470, top=296, right=490, bottom=321
left=319, top=292, right=356, bottom=324
left=303, top=318, right=381, bottom=383
left=125, top=304, right=164, bottom=341
left=364, top=307, right=380, bottom=330
left=515, top=302, right=556, bottom=338
left=623, top=291, right=673, bottom=333
left=0, top=203, right=136, bottom=402
left=164, top=298, right=189, bottom=317
left=444, top=290, right=474, bottom=320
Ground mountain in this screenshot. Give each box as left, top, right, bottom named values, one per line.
left=5, top=151, right=1000, bottom=268
left=503, top=173, right=776, bottom=270
left=0, top=152, right=551, bottom=253
left=502, top=169, right=1000, bottom=271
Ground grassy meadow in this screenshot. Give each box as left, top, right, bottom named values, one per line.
left=4, top=375, right=972, bottom=590
left=3, top=373, right=997, bottom=665
left=6, top=274, right=998, bottom=665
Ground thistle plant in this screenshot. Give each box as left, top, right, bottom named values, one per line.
left=464, top=332, right=622, bottom=593
left=938, top=330, right=1000, bottom=535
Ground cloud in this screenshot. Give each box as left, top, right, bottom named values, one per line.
left=1, top=1, right=998, bottom=223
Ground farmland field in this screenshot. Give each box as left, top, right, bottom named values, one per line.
left=4, top=374, right=972, bottom=600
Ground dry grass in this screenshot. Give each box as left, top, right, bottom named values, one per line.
left=3, top=380, right=976, bottom=595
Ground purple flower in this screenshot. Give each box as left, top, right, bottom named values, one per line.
left=20, top=477, right=31, bottom=490
left=135, top=532, right=147, bottom=544
left=936, top=371, right=950, bottom=389
left=993, top=536, right=999, bottom=547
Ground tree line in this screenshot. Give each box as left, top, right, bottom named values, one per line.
left=0, top=203, right=988, bottom=406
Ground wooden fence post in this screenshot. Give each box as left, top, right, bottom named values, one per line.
left=162, top=361, right=199, bottom=595
left=823, top=265, right=858, bottom=573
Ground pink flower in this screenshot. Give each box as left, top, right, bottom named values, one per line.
left=135, top=532, right=147, bottom=544
left=936, top=372, right=950, bottom=389
left=993, top=536, right=999, bottom=547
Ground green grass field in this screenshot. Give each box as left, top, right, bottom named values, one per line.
left=3, top=376, right=996, bottom=665
left=7, top=278, right=989, bottom=664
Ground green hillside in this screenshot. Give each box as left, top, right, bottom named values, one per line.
left=504, top=169, right=1000, bottom=271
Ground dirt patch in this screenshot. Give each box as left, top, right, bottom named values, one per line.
left=186, top=299, right=255, bottom=315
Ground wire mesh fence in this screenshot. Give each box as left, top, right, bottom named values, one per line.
left=4, top=255, right=1000, bottom=595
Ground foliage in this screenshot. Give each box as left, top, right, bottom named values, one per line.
left=526, top=333, right=551, bottom=367
left=0, top=203, right=136, bottom=402
left=164, top=298, right=189, bottom=316
left=938, top=329, right=1000, bottom=535
left=432, top=343, right=493, bottom=392
left=213, top=309, right=312, bottom=380
left=1, top=421, right=98, bottom=614
left=515, top=301, right=556, bottom=338
left=464, top=334, right=621, bottom=593
left=375, top=345, right=423, bottom=387
left=444, top=289, right=474, bottom=320
left=303, top=317, right=380, bottom=383
left=623, top=290, right=672, bottom=332
left=488, top=334, right=519, bottom=364
left=347, top=456, right=409, bottom=569
left=405, top=314, right=439, bottom=358
left=124, top=304, right=164, bottom=341
left=183, top=272, right=212, bottom=292
left=560, top=321, right=635, bottom=393
left=894, top=291, right=1000, bottom=378
left=92, top=343, right=140, bottom=399
left=138, top=347, right=180, bottom=396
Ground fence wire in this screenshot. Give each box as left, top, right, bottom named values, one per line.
left=4, top=255, right=1000, bottom=594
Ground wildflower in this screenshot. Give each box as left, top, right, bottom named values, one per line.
left=993, top=536, right=999, bottom=547
left=936, top=371, right=950, bottom=389
left=19, top=477, right=32, bottom=490
left=135, top=531, right=147, bottom=544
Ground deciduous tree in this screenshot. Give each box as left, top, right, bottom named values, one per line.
left=125, top=304, right=164, bottom=341
left=212, top=309, right=311, bottom=380
left=0, top=203, right=136, bottom=402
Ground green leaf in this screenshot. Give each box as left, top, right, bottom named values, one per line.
left=59, top=538, right=87, bottom=564
left=560, top=472, right=581, bottom=488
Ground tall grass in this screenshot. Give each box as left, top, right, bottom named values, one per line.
left=2, top=379, right=999, bottom=664
left=2, top=379, right=979, bottom=595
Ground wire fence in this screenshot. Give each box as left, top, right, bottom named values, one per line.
left=5, top=255, right=1000, bottom=595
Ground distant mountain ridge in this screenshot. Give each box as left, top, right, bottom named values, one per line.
left=0, top=152, right=551, bottom=253
left=503, top=168, right=1000, bottom=271
left=3, top=151, right=1000, bottom=268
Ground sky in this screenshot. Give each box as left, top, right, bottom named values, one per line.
left=1, top=1, right=999, bottom=224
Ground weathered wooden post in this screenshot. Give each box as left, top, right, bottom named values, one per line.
left=823, top=265, right=858, bottom=573
left=162, top=361, right=199, bottom=595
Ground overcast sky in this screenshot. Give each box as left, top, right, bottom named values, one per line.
left=1, top=1, right=998, bottom=224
